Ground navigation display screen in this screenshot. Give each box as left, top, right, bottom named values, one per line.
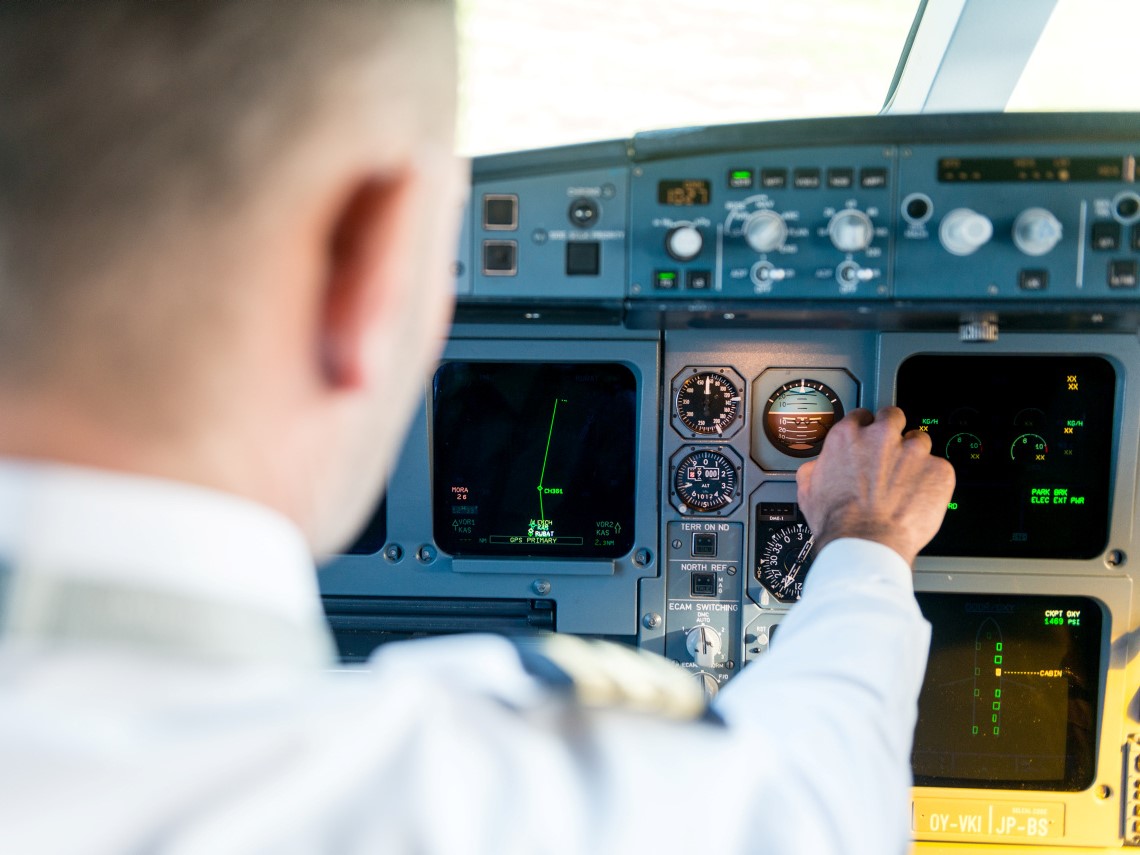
left=912, top=593, right=1102, bottom=791
left=433, top=362, right=637, bottom=559
left=897, top=355, right=1115, bottom=559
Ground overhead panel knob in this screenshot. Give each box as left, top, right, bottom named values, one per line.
left=666, top=225, right=704, bottom=262
left=939, top=208, right=993, bottom=256
left=686, top=625, right=723, bottom=669
left=1012, top=207, right=1063, bottom=256
left=744, top=210, right=788, bottom=254
left=827, top=209, right=874, bottom=253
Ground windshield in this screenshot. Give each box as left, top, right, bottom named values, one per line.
left=1007, top=0, right=1137, bottom=112
left=457, top=0, right=921, bottom=155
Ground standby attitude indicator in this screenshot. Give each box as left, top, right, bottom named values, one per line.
left=763, top=379, right=844, bottom=457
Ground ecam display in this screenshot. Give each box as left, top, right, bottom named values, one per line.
left=912, top=593, right=1102, bottom=792
left=897, top=355, right=1115, bottom=559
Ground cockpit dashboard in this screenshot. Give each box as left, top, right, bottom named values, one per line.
left=321, top=112, right=1140, bottom=850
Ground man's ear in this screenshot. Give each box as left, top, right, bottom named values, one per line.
left=318, top=169, right=415, bottom=391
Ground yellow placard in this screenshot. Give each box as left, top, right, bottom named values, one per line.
left=913, top=798, right=1065, bottom=841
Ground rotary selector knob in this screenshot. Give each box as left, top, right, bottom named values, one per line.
left=827, top=209, right=874, bottom=253
left=695, top=672, right=719, bottom=701
left=1012, top=207, right=1063, bottom=256
left=939, top=208, right=993, bottom=256
left=666, top=225, right=704, bottom=262
left=686, top=625, right=723, bottom=668
left=744, top=210, right=788, bottom=254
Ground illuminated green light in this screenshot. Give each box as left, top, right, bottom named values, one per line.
left=992, top=701, right=1001, bottom=711
left=994, top=689, right=1001, bottom=698
left=995, top=642, right=1002, bottom=652
left=972, top=726, right=979, bottom=735
left=993, top=655, right=1002, bottom=664
left=993, top=727, right=1000, bottom=736
left=731, top=170, right=752, bottom=180
left=947, top=502, right=959, bottom=510
left=658, top=272, right=676, bottom=281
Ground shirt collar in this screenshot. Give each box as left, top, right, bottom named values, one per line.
left=0, top=459, right=335, bottom=667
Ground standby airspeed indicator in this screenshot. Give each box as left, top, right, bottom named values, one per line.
left=675, top=371, right=742, bottom=436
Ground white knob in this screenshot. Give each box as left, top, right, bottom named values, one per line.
left=939, top=208, right=993, bottom=256
left=827, top=209, right=874, bottom=253
left=666, top=226, right=703, bottom=262
left=695, top=672, right=719, bottom=701
left=1012, top=208, right=1063, bottom=256
left=744, top=210, right=788, bottom=253
left=686, top=625, right=722, bottom=668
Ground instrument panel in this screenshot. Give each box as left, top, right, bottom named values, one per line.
left=321, top=114, right=1140, bottom=849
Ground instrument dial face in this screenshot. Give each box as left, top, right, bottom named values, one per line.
left=756, top=522, right=816, bottom=603
left=1011, top=432, right=1049, bottom=464
left=945, top=431, right=983, bottom=464
left=676, top=372, right=742, bottom=435
left=763, top=379, right=844, bottom=457
left=673, top=449, right=738, bottom=512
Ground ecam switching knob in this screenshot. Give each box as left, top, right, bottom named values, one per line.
left=686, top=625, right=722, bottom=668
left=744, top=210, right=788, bottom=253
left=1012, top=207, right=1063, bottom=256
left=827, top=209, right=874, bottom=253
left=939, top=208, right=993, bottom=256
left=666, top=225, right=704, bottom=262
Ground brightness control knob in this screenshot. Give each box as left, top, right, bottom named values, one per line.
left=1012, top=207, right=1063, bottom=256
left=939, top=208, right=993, bottom=256
left=827, top=209, right=874, bottom=253
left=686, top=625, right=723, bottom=669
left=666, top=225, right=704, bottom=262
left=744, top=210, right=788, bottom=254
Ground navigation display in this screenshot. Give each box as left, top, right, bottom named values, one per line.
left=912, top=593, right=1102, bottom=791
left=433, top=362, right=637, bottom=559
left=897, top=355, right=1115, bottom=559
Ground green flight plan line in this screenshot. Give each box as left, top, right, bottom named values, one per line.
left=537, top=398, right=560, bottom=521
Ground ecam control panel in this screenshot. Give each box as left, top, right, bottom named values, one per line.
left=320, top=114, right=1140, bottom=849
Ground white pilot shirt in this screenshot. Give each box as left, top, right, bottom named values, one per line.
left=0, top=461, right=931, bottom=855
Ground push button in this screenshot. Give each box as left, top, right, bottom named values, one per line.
left=565, top=241, right=600, bottom=276
left=1091, top=221, right=1121, bottom=251
left=727, top=168, right=754, bottom=190
left=760, top=169, right=787, bottom=189
left=827, top=168, right=854, bottom=189
left=483, top=194, right=518, bottom=230
left=1018, top=269, right=1048, bottom=292
left=860, top=168, right=888, bottom=189
left=654, top=270, right=679, bottom=291
left=483, top=240, right=517, bottom=275
left=690, top=572, right=717, bottom=598
left=691, top=532, right=718, bottom=557
left=1109, top=259, right=1138, bottom=288
left=686, top=270, right=712, bottom=290
left=793, top=168, right=821, bottom=189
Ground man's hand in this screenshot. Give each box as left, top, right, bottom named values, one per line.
left=796, top=407, right=956, bottom=567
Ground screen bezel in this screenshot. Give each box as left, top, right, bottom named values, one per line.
left=431, top=360, right=639, bottom=560
left=911, top=591, right=1104, bottom=792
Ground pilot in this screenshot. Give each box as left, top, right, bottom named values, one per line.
left=0, top=2, right=954, bottom=853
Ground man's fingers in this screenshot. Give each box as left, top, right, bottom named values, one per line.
left=871, top=406, right=907, bottom=435
left=839, top=408, right=874, bottom=428
left=902, top=428, right=933, bottom=451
